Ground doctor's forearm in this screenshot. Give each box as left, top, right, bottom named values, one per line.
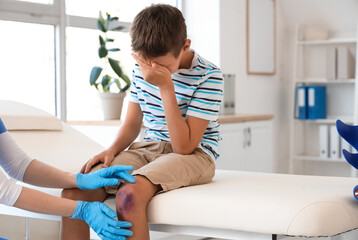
left=23, top=160, right=76, bottom=189
left=14, top=187, right=76, bottom=217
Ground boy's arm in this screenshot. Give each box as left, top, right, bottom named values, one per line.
left=82, top=101, right=143, bottom=173
left=132, top=54, right=209, bottom=155
left=159, top=85, right=209, bottom=154
left=107, top=101, right=144, bottom=155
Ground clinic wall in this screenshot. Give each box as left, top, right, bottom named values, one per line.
left=277, top=0, right=358, bottom=174
left=182, top=0, right=220, bottom=66
left=182, top=0, right=358, bottom=174
left=182, top=0, right=284, bottom=172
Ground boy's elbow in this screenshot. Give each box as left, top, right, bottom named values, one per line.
left=172, top=144, right=196, bottom=155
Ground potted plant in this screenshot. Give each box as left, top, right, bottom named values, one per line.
left=90, top=11, right=131, bottom=120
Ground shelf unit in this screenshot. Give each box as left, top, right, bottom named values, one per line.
left=289, top=25, right=358, bottom=177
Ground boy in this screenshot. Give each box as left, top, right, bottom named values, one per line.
left=61, top=4, right=223, bottom=240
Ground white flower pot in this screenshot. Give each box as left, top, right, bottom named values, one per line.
left=98, top=92, right=126, bottom=120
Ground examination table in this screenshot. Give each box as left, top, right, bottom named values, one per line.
left=1, top=100, right=358, bottom=240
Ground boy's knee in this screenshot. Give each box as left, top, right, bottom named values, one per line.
left=116, top=184, right=139, bottom=220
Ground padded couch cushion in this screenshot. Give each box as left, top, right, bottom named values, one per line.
left=0, top=100, right=62, bottom=131
left=141, top=170, right=358, bottom=237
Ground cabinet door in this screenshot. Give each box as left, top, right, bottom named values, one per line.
left=245, top=121, right=273, bottom=173
left=216, top=123, right=245, bottom=170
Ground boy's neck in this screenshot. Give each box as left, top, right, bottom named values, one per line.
left=179, top=50, right=194, bottom=70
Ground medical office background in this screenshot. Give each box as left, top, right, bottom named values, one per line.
left=0, top=0, right=358, bottom=239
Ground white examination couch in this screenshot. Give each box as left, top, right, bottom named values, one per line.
left=1, top=100, right=358, bottom=240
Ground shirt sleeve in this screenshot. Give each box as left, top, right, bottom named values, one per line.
left=0, top=169, right=23, bottom=206
left=187, top=70, right=224, bottom=121
left=129, top=67, right=139, bottom=103
left=0, top=121, right=33, bottom=182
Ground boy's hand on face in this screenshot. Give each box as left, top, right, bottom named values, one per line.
left=132, top=53, right=173, bottom=90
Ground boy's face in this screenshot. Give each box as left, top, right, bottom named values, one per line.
left=140, top=39, right=191, bottom=74
left=147, top=51, right=182, bottom=74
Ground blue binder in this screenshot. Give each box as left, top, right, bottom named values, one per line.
left=297, top=86, right=308, bottom=119
left=308, top=86, right=326, bottom=119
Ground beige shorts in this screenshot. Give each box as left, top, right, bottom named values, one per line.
left=90, top=141, right=215, bottom=195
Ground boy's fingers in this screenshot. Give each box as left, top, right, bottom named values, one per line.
left=85, top=157, right=99, bottom=173
left=103, top=155, right=113, bottom=168
left=132, top=53, right=151, bottom=69
left=80, top=160, right=89, bottom=173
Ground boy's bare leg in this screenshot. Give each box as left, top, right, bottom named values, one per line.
left=61, top=187, right=108, bottom=240
left=116, top=175, right=161, bottom=240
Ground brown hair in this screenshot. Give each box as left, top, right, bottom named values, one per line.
left=130, top=4, right=187, bottom=58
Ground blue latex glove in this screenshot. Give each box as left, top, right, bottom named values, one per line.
left=71, top=201, right=132, bottom=240
left=336, top=120, right=358, bottom=151
left=76, top=165, right=135, bottom=190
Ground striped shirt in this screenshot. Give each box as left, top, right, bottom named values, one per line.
left=129, top=50, right=223, bottom=160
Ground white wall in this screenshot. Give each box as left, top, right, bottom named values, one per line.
left=277, top=0, right=358, bottom=175
left=182, top=0, right=358, bottom=173
left=183, top=0, right=284, bottom=172
left=182, top=0, right=220, bottom=66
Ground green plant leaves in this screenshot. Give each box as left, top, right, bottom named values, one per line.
left=110, top=26, right=124, bottom=31
left=98, top=11, right=107, bottom=32
left=98, top=46, right=108, bottom=58
left=90, top=66, right=103, bottom=85
left=110, top=17, right=119, bottom=22
left=115, top=78, right=121, bottom=89
left=120, top=73, right=131, bottom=86
left=99, top=35, right=105, bottom=46
left=101, top=75, right=112, bottom=92
left=108, top=58, right=123, bottom=77
left=91, top=11, right=131, bottom=93
left=108, top=48, right=120, bottom=52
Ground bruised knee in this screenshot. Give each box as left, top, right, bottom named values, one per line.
left=116, top=185, right=137, bottom=220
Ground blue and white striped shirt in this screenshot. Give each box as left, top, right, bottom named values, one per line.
left=130, top=50, right=223, bottom=160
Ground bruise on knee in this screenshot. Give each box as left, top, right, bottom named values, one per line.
left=116, top=188, right=135, bottom=220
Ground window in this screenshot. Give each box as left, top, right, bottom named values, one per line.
left=14, top=0, right=53, bottom=4
left=66, top=0, right=178, bottom=21
left=66, top=27, right=134, bottom=120
left=0, top=20, right=56, bottom=115
left=0, top=0, right=179, bottom=121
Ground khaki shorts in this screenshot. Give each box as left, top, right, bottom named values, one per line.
left=90, top=141, right=215, bottom=195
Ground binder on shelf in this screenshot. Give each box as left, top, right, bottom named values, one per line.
left=297, top=86, right=307, bottom=119
left=330, top=125, right=340, bottom=159
left=308, top=86, right=326, bottom=119
left=319, top=125, right=329, bottom=159
left=337, top=46, right=355, bottom=79
left=326, top=47, right=336, bottom=80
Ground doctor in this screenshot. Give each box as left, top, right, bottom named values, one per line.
left=0, top=118, right=134, bottom=240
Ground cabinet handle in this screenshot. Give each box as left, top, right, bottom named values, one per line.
left=247, top=127, right=251, bottom=147
left=243, top=128, right=247, bottom=148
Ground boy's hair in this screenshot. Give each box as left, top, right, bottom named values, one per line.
left=130, top=4, right=187, bottom=59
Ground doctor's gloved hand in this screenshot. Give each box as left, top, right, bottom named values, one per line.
left=76, top=165, right=136, bottom=190
left=71, top=201, right=133, bottom=240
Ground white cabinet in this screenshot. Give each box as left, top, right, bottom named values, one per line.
left=216, top=120, right=274, bottom=173
left=289, top=25, right=358, bottom=177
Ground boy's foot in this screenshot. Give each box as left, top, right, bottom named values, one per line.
left=336, top=120, right=358, bottom=151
